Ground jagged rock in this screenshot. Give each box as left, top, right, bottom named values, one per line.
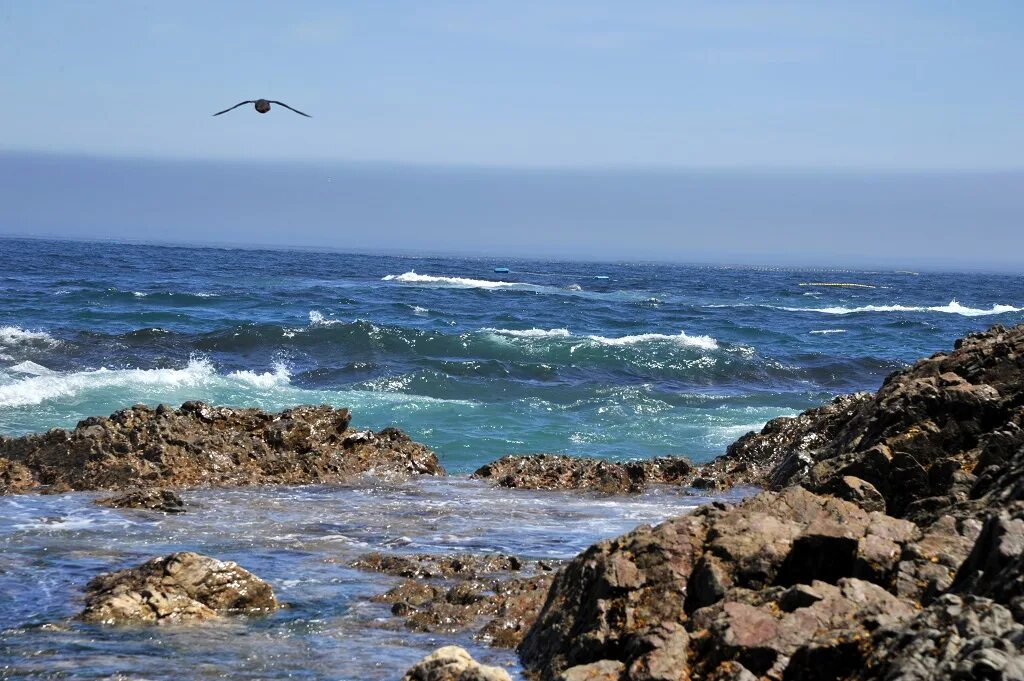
left=472, top=454, right=694, bottom=493
left=716, top=325, right=1024, bottom=522
left=354, top=551, right=558, bottom=649
left=0, top=402, right=443, bottom=493
left=0, top=457, right=36, bottom=493
left=351, top=552, right=533, bottom=580
left=95, top=488, right=185, bottom=513
left=859, top=594, right=1024, bottom=681
left=80, top=552, right=278, bottom=624
left=400, top=645, right=512, bottom=681
left=696, top=393, right=872, bottom=489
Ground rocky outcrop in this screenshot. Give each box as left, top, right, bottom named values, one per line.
left=80, top=552, right=278, bottom=624
left=0, top=457, right=36, bottom=493
left=472, top=455, right=694, bottom=494
left=0, top=401, right=443, bottom=493
left=401, top=646, right=512, bottom=681
left=719, top=324, right=1024, bottom=523
left=353, top=552, right=561, bottom=649
left=96, top=488, right=186, bottom=513
left=518, top=325, right=1024, bottom=680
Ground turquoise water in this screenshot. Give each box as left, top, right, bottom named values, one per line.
left=1, top=238, right=1023, bottom=471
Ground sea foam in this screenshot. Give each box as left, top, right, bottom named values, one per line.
left=383, top=271, right=537, bottom=290
left=0, top=326, right=59, bottom=348
left=780, top=299, right=1022, bottom=317
left=485, top=328, right=719, bottom=350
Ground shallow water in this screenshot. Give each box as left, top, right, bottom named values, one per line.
left=0, top=476, right=741, bottom=680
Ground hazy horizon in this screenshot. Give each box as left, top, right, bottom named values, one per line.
left=2, top=151, right=1022, bottom=273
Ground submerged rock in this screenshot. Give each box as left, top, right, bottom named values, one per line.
left=401, top=646, right=512, bottom=681
left=80, top=552, right=278, bottom=624
left=96, top=488, right=186, bottom=513
left=0, top=402, right=443, bottom=493
left=472, top=454, right=694, bottom=493
left=353, top=551, right=560, bottom=649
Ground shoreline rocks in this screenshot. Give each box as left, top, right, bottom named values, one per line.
left=472, top=454, right=695, bottom=494
left=96, top=488, right=186, bottom=513
left=80, top=552, right=278, bottom=625
left=516, top=324, right=1024, bottom=680
left=0, top=402, right=444, bottom=493
left=401, top=646, right=512, bottom=681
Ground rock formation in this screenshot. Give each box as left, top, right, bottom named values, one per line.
left=96, top=488, right=186, bottom=513
left=0, top=402, right=443, bottom=493
left=518, top=324, right=1024, bottom=680
left=80, top=552, right=278, bottom=624
left=472, top=455, right=694, bottom=494
left=401, top=646, right=512, bottom=681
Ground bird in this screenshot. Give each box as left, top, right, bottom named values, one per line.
left=212, top=99, right=311, bottom=117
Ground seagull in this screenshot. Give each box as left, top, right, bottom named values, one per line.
left=212, top=99, right=311, bottom=117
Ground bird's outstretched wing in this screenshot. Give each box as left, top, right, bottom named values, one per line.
left=212, top=101, right=255, bottom=116
left=269, top=101, right=312, bottom=117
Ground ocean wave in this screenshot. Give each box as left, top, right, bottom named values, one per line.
left=383, top=271, right=536, bottom=290
left=809, top=329, right=847, bottom=335
left=485, top=327, right=719, bottom=350
left=0, top=357, right=289, bottom=408
left=0, top=326, right=59, bottom=348
left=779, top=299, right=1021, bottom=317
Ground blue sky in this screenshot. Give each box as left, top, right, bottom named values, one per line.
left=2, top=1, right=1022, bottom=168
left=0, top=2, right=1022, bottom=268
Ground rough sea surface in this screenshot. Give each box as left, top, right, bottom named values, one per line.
left=1, top=237, right=1022, bottom=679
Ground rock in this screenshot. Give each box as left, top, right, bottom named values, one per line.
left=80, top=552, right=278, bottom=624
left=355, top=551, right=557, bottom=649
left=859, top=594, right=1024, bottom=681
left=0, top=402, right=443, bottom=493
left=560, top=660, right=626, bottom=680
left=400, top=646, right=512, bottom=681
left=95, top=488, right=185, bottom=513
left=472, top=454, right=694, bottom=493
left=0, top=457, right=36, bottom=494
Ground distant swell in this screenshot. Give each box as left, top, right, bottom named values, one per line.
left=383, top=271, right=538, bottom=290
left=778, top=299, right=1022, bottom=317
left=485, top=328, right=720, bottom=350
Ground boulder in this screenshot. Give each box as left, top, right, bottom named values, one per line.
left=401, top=646, right=512, bottom=681
left=0, top=402, right=443, bottom=493
left=473, top=454, right=694, bottom=493
left=80, top=552, right=278, bottom=624
left=95, top=488, right=186, bottom=513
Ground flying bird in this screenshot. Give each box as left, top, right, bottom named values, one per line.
left=212, top=99, right=311, bottom=117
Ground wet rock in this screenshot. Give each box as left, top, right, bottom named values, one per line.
left=400, top=645, right=512, bottom=681
left=0, top=457, right=36, bottom=494
left=95, top=488, right=186, bottom=513
left=0, top=402, right=443, bottom=492
left=472, top=454, right=694, bottom=493
left=80, top=552, right=278, bottom=624
left=351, top=552, right=531, bottom=580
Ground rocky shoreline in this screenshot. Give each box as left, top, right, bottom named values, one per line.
left=2, top=324, right=1022, bottom=679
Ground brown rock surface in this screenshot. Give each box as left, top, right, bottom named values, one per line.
left=472, top=454, right=694, bottom=493
left=80, top=551, right=278, bottom=624
left=95, top=488, right=186, bottom=513
left=401, top=645, right=512, bottom=681
left=0, top=402, right=443, bottom=493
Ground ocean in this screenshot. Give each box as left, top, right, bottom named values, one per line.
left=0, top=237, right=1022, bottom=678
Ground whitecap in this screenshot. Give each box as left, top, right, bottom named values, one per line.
left=132, top=291, right=148, bottom=298
left=0, top=326, right=59, bottom=348
left=779, top=299, right=1021, bottom=317
left=308, top=310, right=342, bottom=326
left=383, top=270, right=537, bottom=290
left=227, top=361, right=291, bottom=388
left=484, top=328, right=572, bottom=339
left=586, top=331, right=719, bottom=351
left=7, top=360, right=54, bottom=376
left=809, top=329, right=847, bottom=335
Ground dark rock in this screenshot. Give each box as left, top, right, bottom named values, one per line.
left=351, top=552, right=533, bottom=581
left=0, top=402, right=443, bottom=493
left=80, top=552, right=278, bottom=624
left=95, top=488, right=185, bottom=513
left=0, top=457, right=36, bottom=494
left=400, top=646, right=512, bottom=681
left=472, top=454, right=694, bottom=494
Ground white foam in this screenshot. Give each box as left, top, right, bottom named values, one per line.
left=587, top=331, right=720, bottom=350
left=227, top=361, right=291, bottom=388
left=485, top=328, right=573, bottom=339
left=0, top=326, right=59, bottom=347
left=780, top=299, right=1022, bottom=317
left=383, top=270, right=535, bottom=290
left=485, top=328, right=719, bottom=350
left=7, top=360, right=54, bottom=376
left=132, top=291, right=148, bottom=298
left=809, top=329, right=847, bottom=335
left=308, top=310, right=342, bottom=326
left=412, top=306, right=429, bottom=315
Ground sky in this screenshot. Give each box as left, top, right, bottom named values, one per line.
left=0, top=2, right=1022, bottom=267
